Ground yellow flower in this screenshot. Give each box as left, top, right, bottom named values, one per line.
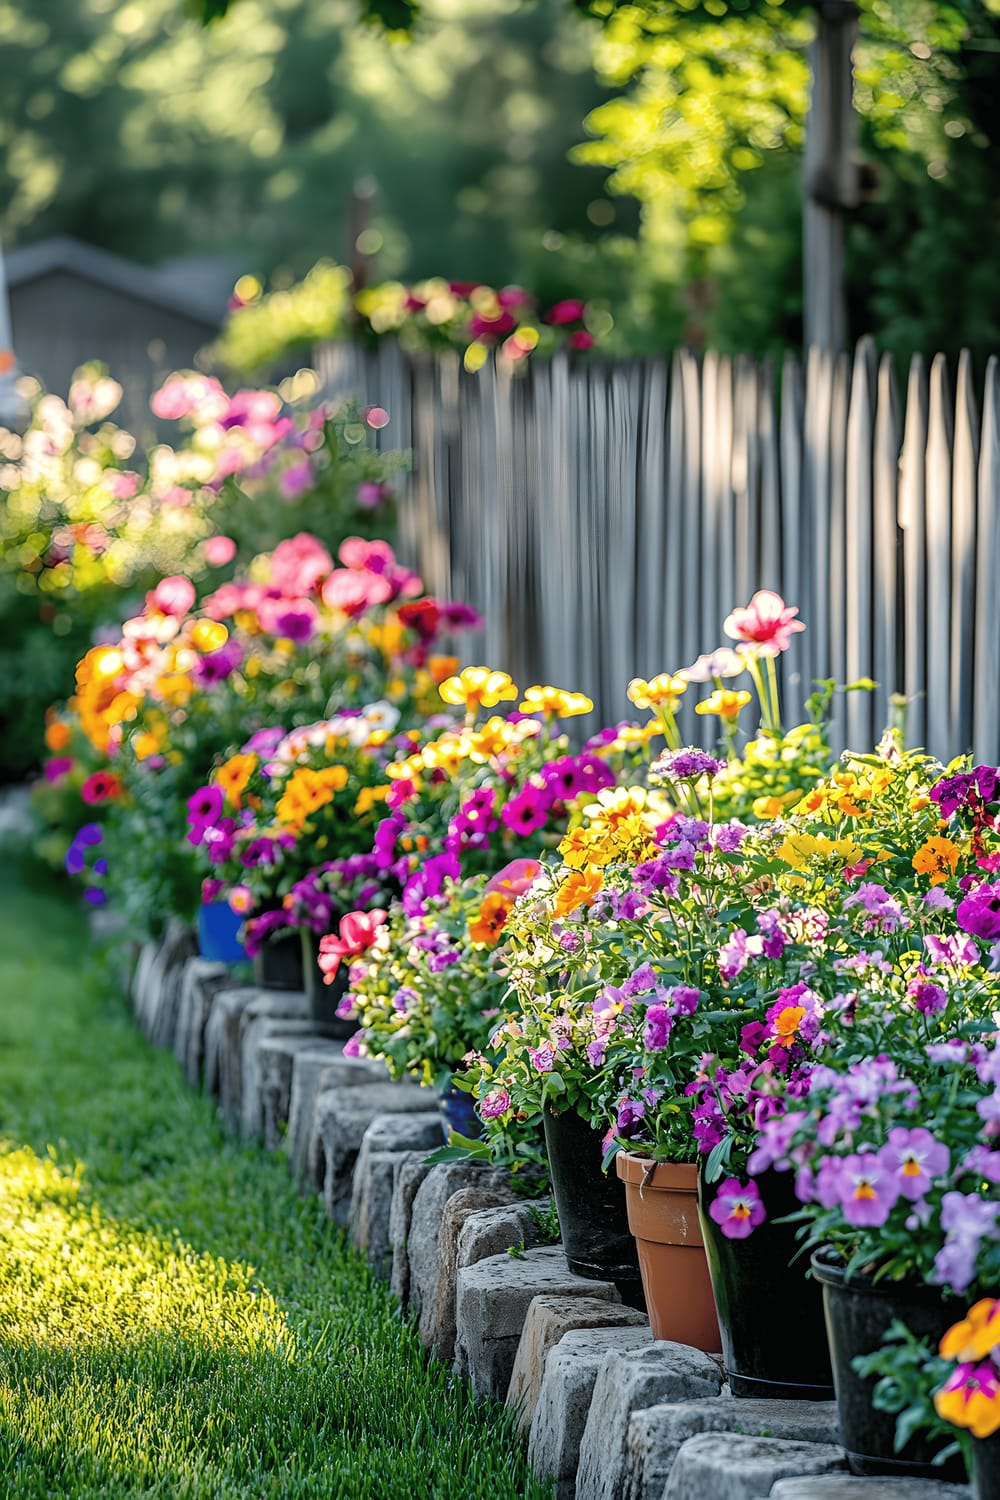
left=468, top=892, right=514, bottom=946
left=354, top=785, right=389, bottom=817
left=753, top=795, right=786, bottom=820
left=626, top=674, right=687, bottom=711
left=190, top=619, right=229, bottom=654
left=132, top=730, right=164, bottom=762
left=519, top=685, right=594, bottom=718
left=428, top=653, right=459, bottom=684
left=912, top=835, right=960, bottom=886
left=695, top=689, right=752, bottom=721
left=439, top=666, right=518, bottom=712
left=558, top=827, right=598, bottom=870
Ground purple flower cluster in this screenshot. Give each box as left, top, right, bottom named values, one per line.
left=651, top=748, right=724, bottom=782
left=65, top=822, right=108, bottom=904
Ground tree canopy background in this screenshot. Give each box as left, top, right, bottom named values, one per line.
left=2, top=0, right=1000, bottom=360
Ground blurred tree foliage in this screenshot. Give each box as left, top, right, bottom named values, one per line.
left=3, top=0, right=1000, bottom=360
left=0, top=0, right=619, bottom=289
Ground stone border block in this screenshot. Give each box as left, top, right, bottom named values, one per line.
left=575, top=1340, right=725, bottom=1500
left=663, top=1433, right=845, bottom=1500
left=287, top=1045, right=385, bottom=1184
left=454, top=1245, right=622, bottom=1402
left=349, top=1113, right=444, bottom=1276
left=768, top=1481, right=971, bottom=1500
left=173, top=957, right=230, bottom=1087
left=311, top=1080, right=430, bottom=1226
left=528, top=1325, right=655, bottom=1500
left=625, top=1398, right=841, bottom=1500
left=510, top=1294, right=649, bottom=1435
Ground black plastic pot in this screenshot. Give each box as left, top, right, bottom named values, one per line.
left=698, top=1167, right=833, bottom=1401
left=812, top=1250, right=967, bottom=1481
left=252, top=927, right=304, bottom=991
left=543, top=1106, right=645, bottom=1311
left=300, top=928, right=355, bottom=1035
left=972, top=1435, right=1000, bottom=1500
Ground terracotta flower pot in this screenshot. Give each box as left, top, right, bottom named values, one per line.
left=616, top=1152, right=720, bottom=1352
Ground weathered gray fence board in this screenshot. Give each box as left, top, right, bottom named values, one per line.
left=318, top=339, right=999, bottom=760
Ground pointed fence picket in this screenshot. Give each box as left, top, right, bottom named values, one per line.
left=316, top=337, right=1000, bottom=761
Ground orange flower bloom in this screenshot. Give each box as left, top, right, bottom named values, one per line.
left=941, top=1300, right=1000, bottom=1363
left=468, top=892, right=513, bottom=946
left=912, top=835, right=960, bottom=886
left=216, top=753, right=258, bottom=809
left=44, top=720, right=71, bottom=752
left=552, top=867, right=603, bottom=919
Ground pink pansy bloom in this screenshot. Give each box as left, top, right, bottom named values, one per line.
left=322, top=569, right=384, bottom=617
left=836, top=1153, right=899, bottom=1227
left=723, top=591, right=806, bottom=656
left=879, top=1126, right=949, bottom=1200
left=204, top=535, right=237, bottom=567
left=318, top=909, right=388, bottom=983
left=257, top=595, right=319, bottom=642
left=708, top=1178, right=767, bottom=1239
left=146, top=575, right=196, bottom=618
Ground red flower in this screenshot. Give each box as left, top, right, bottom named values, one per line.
left=80, top=770, right=122, bottom=805
left=318, top=909, right=388, bottom=983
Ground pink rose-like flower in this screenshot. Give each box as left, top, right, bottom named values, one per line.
left=147, top=575, right=196, bottom=618
left=318, top=909, right=388, bottom=983
left=151, top=373, right=227, bottom=422
left=485, top=858, right=542, bottom=899
left=269, top=533, right=333, bottom=597
left=109, top=471, right=141, bottom=500
left=364, top=406, right=390, bottom=429
left=480, top=1089, right=511, bottom=1119
left=723, top=591, right=805, bottom=656
left=546, top=299, right=586, bottom=326
left=204, top=535, right=237, bottom=567
left=569, top=330, right=595, bottom=351
left=708, top=1179, right=767, bottom=1239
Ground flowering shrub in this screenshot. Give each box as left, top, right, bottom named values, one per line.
left=339, top=864, right=543, bottom=1088
left=58, top=533, right=480, bottom=935
left=217, top=264, right=604, bottom=377
left=187, top=704, right=420, bottom=953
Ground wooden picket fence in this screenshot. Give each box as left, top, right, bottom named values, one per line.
left=316, top=337, right=1000, bottom=765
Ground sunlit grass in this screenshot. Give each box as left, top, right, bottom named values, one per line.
left=0, top=860, right=550, bottom=1498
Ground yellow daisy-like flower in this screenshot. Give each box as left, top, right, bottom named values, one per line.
left=354, top=785, right=389, bottom=818
left=558, top=826, right=598, bottom=870
left=626, top=674, right=687, bottom=711
left=519, top=685, right=594, bottom=718
left=439, top=666, right=518, bottom=711
left=695, top=689, right=752, bottom=722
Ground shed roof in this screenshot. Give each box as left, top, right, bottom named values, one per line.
left=6, top=236, right=222, bottom=327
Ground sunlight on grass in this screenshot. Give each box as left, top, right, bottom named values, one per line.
left=0, top=1145, right=293, bottom=1356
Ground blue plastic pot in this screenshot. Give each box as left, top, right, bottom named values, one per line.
left=197, top=900, right=247, bottom=964
left=437, top=1078, right=483, bottom=1143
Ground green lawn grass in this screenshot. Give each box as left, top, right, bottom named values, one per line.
left=0, top=860, right=550, bottom=1499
